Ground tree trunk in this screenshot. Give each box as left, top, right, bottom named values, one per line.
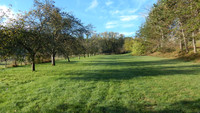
left=78, top=55, right=80, bottom=59
left=5, top=59, right=7, bottom=68
left=32, top=62, right=35, bottom=71
left=31, top=55, right=35, bottom=71
left=14, top=59, right=17, bottom=66
left=51, top=54, right=56, bottom=66
left=160, top=33, right=164, bottom=48
left=158, top=26, right=164, bottom=48
left=192, top=32, right=197, bottom=53
left=180, top=40, right=183, bottom=51
left=160, top=38, right=163, bottom=48
left=67, top=56, right=70, bottom=62
left=179, top=21, right=189, bottom=53
left=84, top=54, right=86, bottom=58
left=181, top=29, right=189, bottom=53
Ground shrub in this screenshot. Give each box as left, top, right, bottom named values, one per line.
left=131, top=41, right=147, bottom=56
left=158, top=47, right=176, bottom=53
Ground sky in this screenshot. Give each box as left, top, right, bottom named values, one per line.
left=0, top=0, right=157, bottom=37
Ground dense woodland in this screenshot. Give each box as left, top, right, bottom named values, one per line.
left=128, top=0, right=200, bottom=56
left=0, top=0, right=126, bottom=71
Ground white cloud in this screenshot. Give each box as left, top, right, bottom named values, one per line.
left=120, top=15, right=138, bottom=21
left=120, top=32, right=135, bottom=36
left=105, top=21, right=118, bottom=29
left=122, top=24, right=134, bottom=28
left=86, top=0, right=98, bottom=11
left=128, top=9, right=138, bottom=13
left=110, top=9, right=138, bottom=15
left=110, top=10, right=120, bottom=15
left=106, top=21, right=135, bottom=29
left=105, top=0, right=113, bottom=6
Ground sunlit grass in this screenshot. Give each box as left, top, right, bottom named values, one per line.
left=0, top=54, right=200, bottom=112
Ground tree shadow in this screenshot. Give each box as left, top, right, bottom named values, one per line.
left=47, top=99, right=200, bottom=113
left=36, top=56, right=200, bottom=112
left=57, top=61, right=79, bottom=64
left=160, top=99, right=200, bottom=113
left=83, top=58, right=186, bottom=67
left=57, top=58, right=200, bottom=81
left=64, top=68, right=197, bottom=81
left=47, top=103, right=154, bottom=113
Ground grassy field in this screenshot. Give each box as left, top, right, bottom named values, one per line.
left=0, top=54, right=200, bottom=113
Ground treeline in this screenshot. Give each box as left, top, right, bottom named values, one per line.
left=0, top=0, right=126, bottom=71
left=88, top=32, right=125, bottom=54
left=131, top=0, right=200, bottom=55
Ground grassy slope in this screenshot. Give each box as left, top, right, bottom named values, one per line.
left=0, top=54, right=200, bottom=113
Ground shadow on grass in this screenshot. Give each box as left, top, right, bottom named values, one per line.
left=84, top=58, right=185, bottom=67
left=57, top=58, right=200, bottom=81
left=48, top=103, right=154, bottom=113
left=48, top=99, right=200, bottom=113
left=57, top=61, right=79, bottom=64
left=161, top=99, right=200, bottom=113
left=65, top=68, right=196, bottom=82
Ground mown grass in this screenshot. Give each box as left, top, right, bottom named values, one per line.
left=0, top=54, right=200, bottom=113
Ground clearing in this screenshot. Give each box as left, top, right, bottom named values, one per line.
left=0, top=54, right=200, bottom=112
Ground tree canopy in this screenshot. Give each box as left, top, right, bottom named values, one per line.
left=135, top=0, right=200, bottom=55
left=0, top=0, right=128, bottom=71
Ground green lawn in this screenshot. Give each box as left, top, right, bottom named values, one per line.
left=0, top=54, right=200, bottom=113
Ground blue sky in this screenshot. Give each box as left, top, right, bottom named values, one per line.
left=0, top=0, right=157, bottom=36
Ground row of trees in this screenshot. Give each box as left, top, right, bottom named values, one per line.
left=0, top=0, right=92, bottom=71
left=0, top=0, right=127, bottom=71
left=134, top=0, right=200, bottom=55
